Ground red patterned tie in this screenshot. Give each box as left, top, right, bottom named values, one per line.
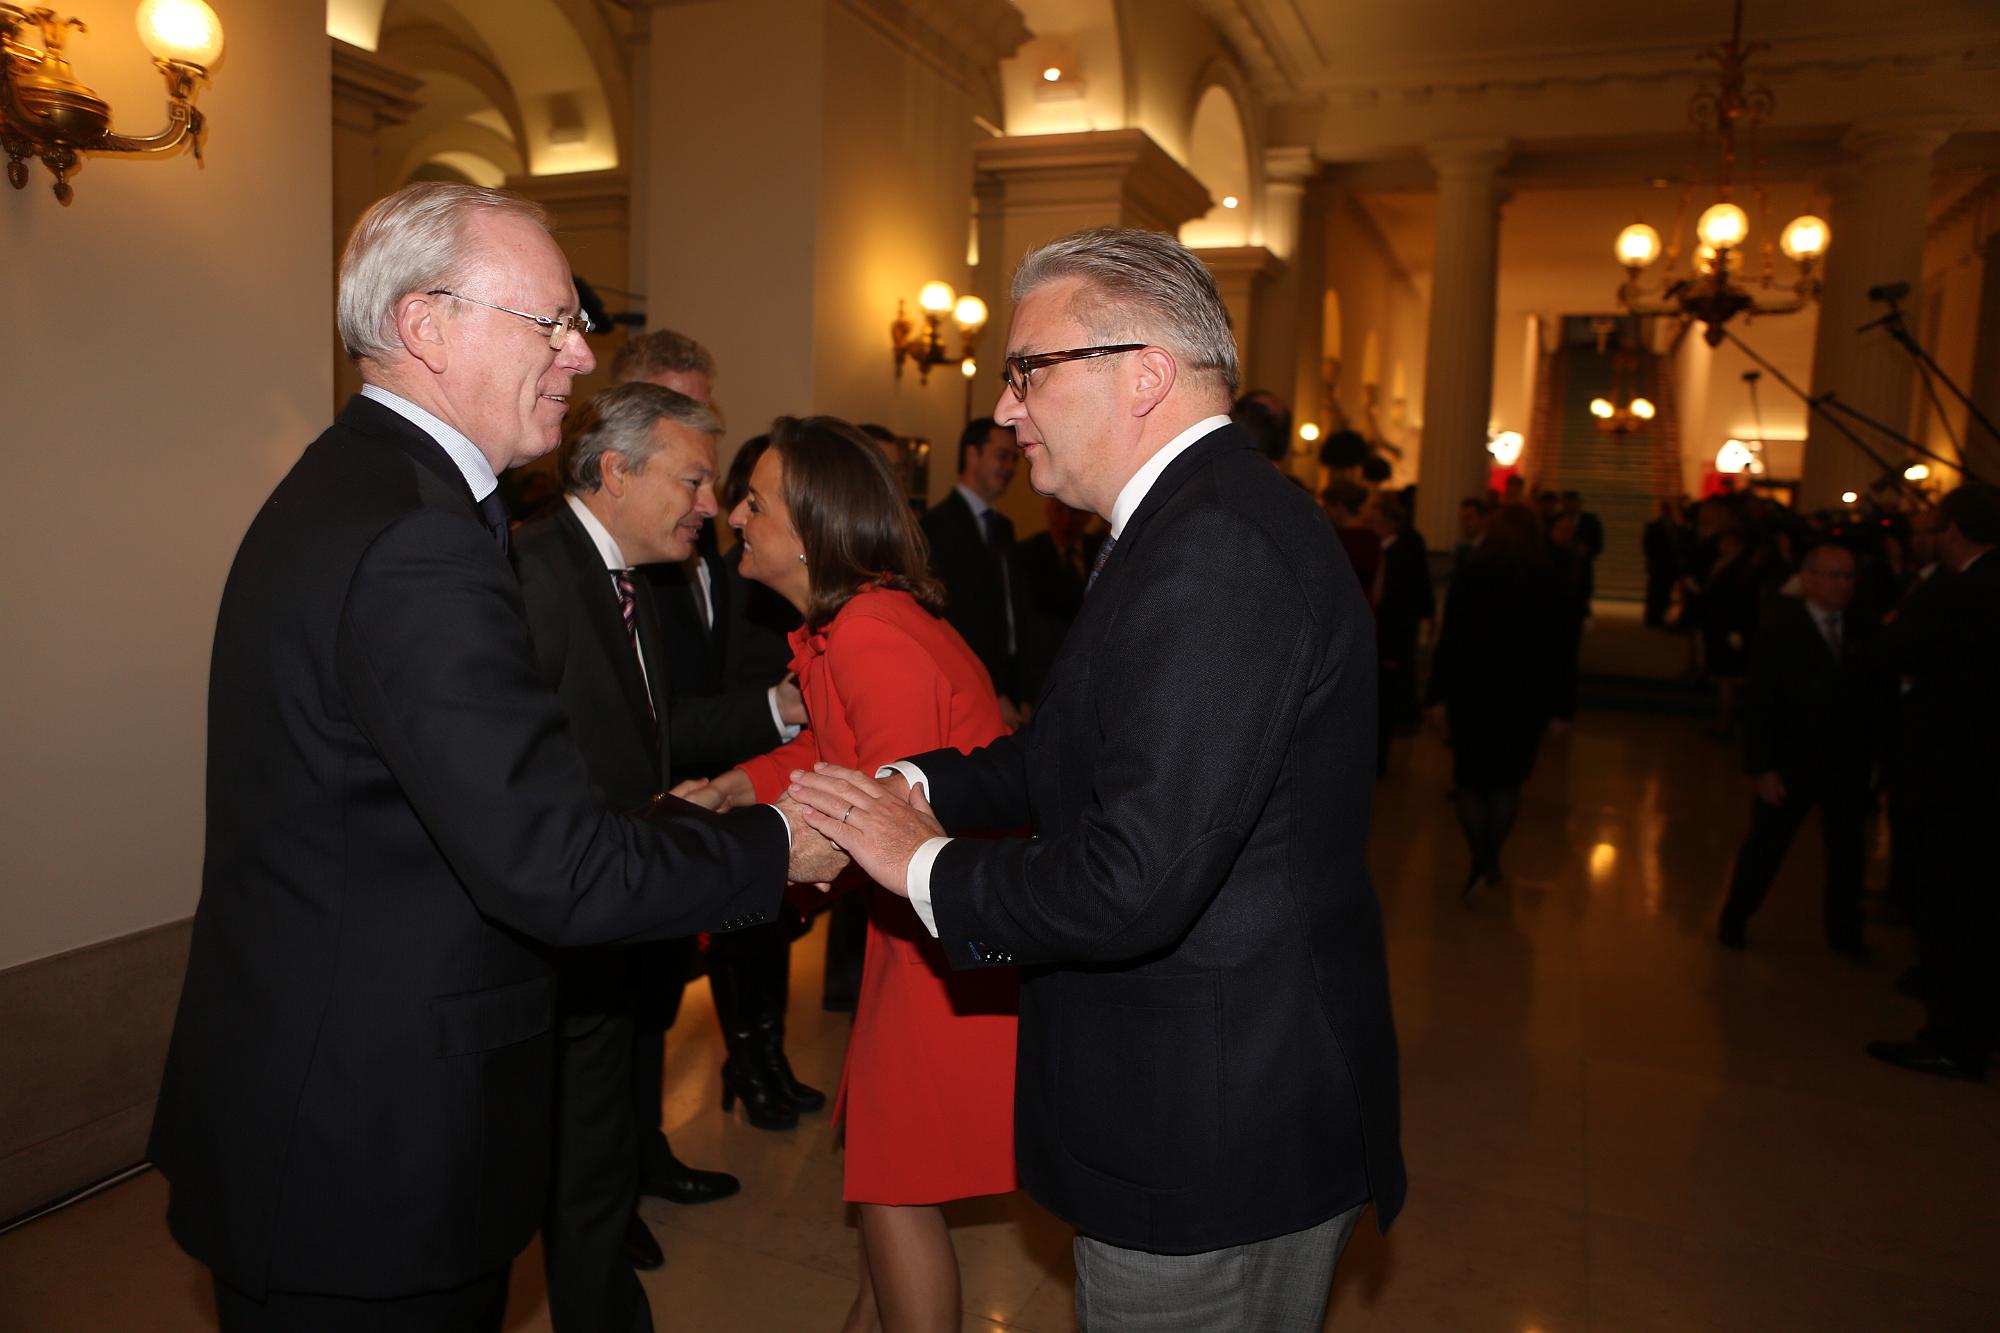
left=613, top=570, right=656, bottom=723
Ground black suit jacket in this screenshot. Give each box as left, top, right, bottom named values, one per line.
left=639, top=544, right=782, bottom=786
left=909, top=423, right=1405, bottom=1254
left=922, top=488, right=1018, bottom=697
left=1878, top=553, right=2000, bottom=809
left=149, top=396, right=787, bottom=1299
left=1741, top=599, right=1887, bottom=786
left=1375, top=531, right=1435, bottom=662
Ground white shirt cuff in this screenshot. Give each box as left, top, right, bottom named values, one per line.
left=904, top=837, right=950, bottom=937
left=763, top=803, right=793, bottom=849
left=766, top=686, right=802, bottom=742
left=878, top=760, right=931, bottom=799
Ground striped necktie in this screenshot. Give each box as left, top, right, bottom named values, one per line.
left=1087, top=534, right=1118, bottom=590
left=612, top=570, right=656, bottom=722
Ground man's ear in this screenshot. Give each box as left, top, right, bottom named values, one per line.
left=395, top=293, right=449, bottom=373
left=599, top=450, right=629, bottom=500
left=1129, top=346, right=1178, bottom=418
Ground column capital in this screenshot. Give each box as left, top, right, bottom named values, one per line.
left=1424, top=137, right=1510, bottom=180
left=331, top=38, right=423, bottom=133
left=1842, top=119, right=1956, bottom=165
left=1263, top=145, right=1319, bottom=187
left=974, top=129, right=1214, bottom=234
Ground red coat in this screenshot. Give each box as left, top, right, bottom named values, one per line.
left=741, top=585, right=1018, bottom=1204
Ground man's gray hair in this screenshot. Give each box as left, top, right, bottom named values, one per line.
left=611, top=328, right=716, bottom=387
left=561, top=382, right=723, bottom=494
left=337, top=182, right=550, bottom=363
left=1012, top=227, right=1239, bottom=397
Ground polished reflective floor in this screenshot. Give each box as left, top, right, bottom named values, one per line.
left=4, top=699, right=1997, bottom=1330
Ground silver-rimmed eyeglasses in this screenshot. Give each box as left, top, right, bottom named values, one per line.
left=426, top=289, right=594, bottom=350
left=1000, top=343, right=1146, bottom=400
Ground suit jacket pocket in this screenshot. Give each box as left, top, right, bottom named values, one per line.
left=1056, top=971, right=1221, bottom=1192
left=433, top=974, right=553, bottom=1057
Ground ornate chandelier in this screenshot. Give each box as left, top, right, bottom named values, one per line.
left=1611, top=0, right=1829, bottom=346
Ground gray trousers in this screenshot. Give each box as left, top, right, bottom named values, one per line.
left=1073, top=1202, right=1367, bottom=1331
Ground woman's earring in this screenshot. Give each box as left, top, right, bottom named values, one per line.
left=797, top=552, right=808, bottom=565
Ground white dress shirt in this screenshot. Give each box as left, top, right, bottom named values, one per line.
left=359, top=384, right=498, bottom=502
left=886, top=414, right=1232, bottom=934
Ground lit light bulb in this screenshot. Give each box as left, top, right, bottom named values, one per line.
left=1630, top=397, right=1656, bottom=421
left=1298, top=422, right=1321, bottom=442
left=1615, top=222, right=1661, bottom=270
left=1904, top=462, right=1930, bottom=481
left=136, top=0, right=226, bottom=68
left=1488, top=431, right=1524, bottom=467
left=1841, top=491, right=1859, bottom=505
left=918, top=281, right=956, bottom=315
left=1696, top=201, right=1749, bottom=250
left=952, top=294, right=987, bottom=331
left=961, top=357, right=978, bottom=380
left=1693, top=243, right=1719, bottom=275
left=1042, top=67, right=1062, bottom=83
left=1221, top=195, right=1239, bottom=209
left=1780, top=214, right=1829, bottom=264
left=1716, top=439, right=1753, bottom=474
left=1590, top=398, right=1615, bottom=420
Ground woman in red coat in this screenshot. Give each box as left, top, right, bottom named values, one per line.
left=702, top=417, right=1018, bottom=1333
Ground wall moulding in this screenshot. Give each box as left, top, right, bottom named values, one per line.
left=974, top=128, right=1214, bottom=232
left=837, top=0, right=1032, bottom=106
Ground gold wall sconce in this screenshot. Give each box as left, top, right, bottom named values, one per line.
left=891, top=281, right=986, bottom=384
left=2, top=0, right=224, bottom=205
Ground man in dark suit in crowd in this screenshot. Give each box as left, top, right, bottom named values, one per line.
left=148, top=183, right=845, bottom=1332
left=1643, top=497, right=1682, bottom=628
left=1012, top=495, right=1101, bottom=703
left=1320, top=479, right=1382, bottom=607
left=792, top=226, right=1404, bottom=1329
left=512, top=383, right=734, bottom=1326
left=1716, top=543, right=1884, bottom=958
left=923, top=417, right=1025, bottom=724
left=1869, top=483, right=2000, bottom=1082
left=610, top=333, right=822, bottom=1174
left=1369, top=493, right=1435, bottom=775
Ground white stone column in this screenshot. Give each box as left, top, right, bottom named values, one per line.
left=1414, top=139, right=1508, bottom=548
left=1798, top=122, right=1950, bottom=508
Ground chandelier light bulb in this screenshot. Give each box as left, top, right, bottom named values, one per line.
left=1298, top=422, right=1321, bottom=442
left=918, top=281, right=956, bottom=315
left=1696, top=202, right=1750, bottom=251
left=1693, top=243, right=1720, bottom=275
left=1716, top=439, right=1753, bottom=474
left=1780, top=214, right=1830, bottom=263
left=1629, top=397, right=1657, bottom=421
left=1615, top=223, right=1662, bottom=270
left=1589, top=398, right=1615, bottom=420
left=1488, top=431, right=1524, bottom=467
left=1904, top=462, right=1930, bottom=482
left=952, top=294, right=987, bottom=332
left=961, top=357, right=978, bottom=380
left=136, top=0, right=226, bottom=68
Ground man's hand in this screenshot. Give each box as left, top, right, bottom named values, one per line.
left=1754, top=771, right=1787, bottom=806
left=787, top=763, right=944, bottom=898
left=775, top=791, right=850, bottom=885
left=668, top=777, right=726, bottom=812
left=998, top=695, right=1025, bottom=731
left=775, top=676, right=808, bottom=727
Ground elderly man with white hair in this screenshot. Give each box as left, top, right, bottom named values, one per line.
left=148, top=182, right=845, bottom=1331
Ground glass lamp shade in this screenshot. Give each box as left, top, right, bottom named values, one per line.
left=1696, top=202, right=1750, bottom=250
left=918, top=281, right=956, bottom=315
left=136, top=0, right=226, bottom=67
left=1630, top=398, right=1657, bottom=421
left=1589, top=398, right=1616, bottom=420
left=1780, top=215, right=1830, bottom=263
left=1615, top=223, right=1662, bottom=269
left=952, top=294, right=988, bottom=332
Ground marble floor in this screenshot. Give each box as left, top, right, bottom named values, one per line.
left=4, top=704, right=1997, bottom=1330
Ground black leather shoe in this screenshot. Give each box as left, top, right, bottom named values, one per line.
left=1866, top=1039, right=1986, bottom=1083
left=625, top=1213, right=664, bottom=1271
left=639, top=1159, right=740, bottom=1205
left=720, top=1056, right=799, bottom=1131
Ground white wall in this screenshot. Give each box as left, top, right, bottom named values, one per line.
left=0, top=1, right=333, bottom=970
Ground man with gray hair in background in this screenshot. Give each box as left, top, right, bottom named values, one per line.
left=149, top=182, right=844, bottom=1331
left=789, top=226, right=1406, bottom=1329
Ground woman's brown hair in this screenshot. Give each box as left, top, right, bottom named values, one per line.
left=766, top=415, right=948, bottom=630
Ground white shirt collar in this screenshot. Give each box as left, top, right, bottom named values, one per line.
left=954, top=483, right=993, bottom=519
left=1108, top=415, right=1231, bottom=538
left=564, top=493, right=628, bottom=572
left=360, top=384, right=499, bottom=502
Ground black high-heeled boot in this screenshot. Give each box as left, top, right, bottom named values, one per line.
left=710, top=957, right=798, bottom=1131
left=750, top=944, right=825, bottom=1112
left=751, top=1014, right=825, bottom=1113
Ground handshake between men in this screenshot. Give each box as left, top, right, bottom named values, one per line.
left=670, top=765, right=937, bottom=895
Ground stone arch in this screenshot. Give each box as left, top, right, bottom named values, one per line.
left=1179, top=74, right=1254, bottom=248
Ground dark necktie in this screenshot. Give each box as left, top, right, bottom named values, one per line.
left=477, top=489, right=510, bottom=554
left=1087, top=534, right=1118, bottom=590
left=613, top=570, right=656, bottom=723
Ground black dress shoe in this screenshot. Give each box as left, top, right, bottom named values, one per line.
left=639, top=1159, right=740, bottom=1205
left=1866, top=1039, right=1986, bottom=1083
left=625, top=1213, right=664, bottom=1271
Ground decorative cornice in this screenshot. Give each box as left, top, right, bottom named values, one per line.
left=835, top=0, right=1031, bottom=105
left=331, top=38, right=424, bottom=130
left=974, top=129, right=1214, bottom=232
left=1191, top=244, right=1284, bottom=281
